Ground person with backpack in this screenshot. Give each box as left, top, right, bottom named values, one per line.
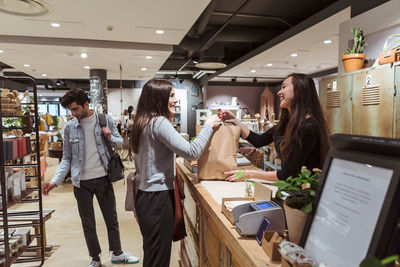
left=42, top=88, right=139, bottom=267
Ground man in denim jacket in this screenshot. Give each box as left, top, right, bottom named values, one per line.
left=42, top=89, right=139, bottom=267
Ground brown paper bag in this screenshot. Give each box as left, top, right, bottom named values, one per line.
left=197, top=125, right=240, bottom=180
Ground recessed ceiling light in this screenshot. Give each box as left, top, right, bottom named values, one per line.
left=250, top=69, right=256, bottom=73
left=146, top=56, right=152, bottom=59
left=84, top=66, right=90, bottom=69
left=51, top=22, right=60, bottom=28
left=80, top=53, right=88, bottom=59
left=156, top=29, right=164, bottom=34
left=267, top=63, right=273, bottom=67
left=42, top=74, right=47, bottom=77
left=24, top=64, right=30, bottom=67
left=0, top=50, right=3, bottom=53
left=290, top=53, right=298, bottom=57
left=324, top=39, right=332, bottom=44
left=141, top=67, right=147, bottom=71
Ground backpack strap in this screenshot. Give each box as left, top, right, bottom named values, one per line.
left=98, top=113, right=107, bottom=128
left=98, top=113, right=114, bottom=156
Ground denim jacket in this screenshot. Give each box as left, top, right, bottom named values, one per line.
left=51, top=112, right=122, bottom=188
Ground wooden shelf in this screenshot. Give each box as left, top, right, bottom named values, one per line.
left=1, top=115, right=35, bottom=118
left=10, top=235, right=34, bottom=264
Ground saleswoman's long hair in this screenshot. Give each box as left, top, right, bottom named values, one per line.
left=131, top=79, right=172, bottom=153
left=275, top=73, right=330, bottom=166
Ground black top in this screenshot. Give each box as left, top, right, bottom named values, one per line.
left=246, top=117, right=322, bottom=180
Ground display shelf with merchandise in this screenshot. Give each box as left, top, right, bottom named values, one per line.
left=0, top=76, right=46, bottom=266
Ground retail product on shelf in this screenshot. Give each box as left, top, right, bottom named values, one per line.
left=0, top=76, right=46, bottom=266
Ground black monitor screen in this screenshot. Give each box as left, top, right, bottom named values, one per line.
left=301, top=134, right=400, bottom=266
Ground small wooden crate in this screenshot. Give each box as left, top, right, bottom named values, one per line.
left=262, top=231, right=283, bottom=261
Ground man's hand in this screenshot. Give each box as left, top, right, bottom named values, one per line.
left=42, top=182, right=57, bottom=195
left=101, top=127, right=112, bottom=140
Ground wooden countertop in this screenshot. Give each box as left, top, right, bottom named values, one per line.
left=176, top=158, right=279, bottom=267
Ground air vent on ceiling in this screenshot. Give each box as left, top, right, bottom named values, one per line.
left=362, top=86, right=380, bottom=106
left=327, top=91, right=341, bottom=108
left=0, top=0, right=50, bottom=16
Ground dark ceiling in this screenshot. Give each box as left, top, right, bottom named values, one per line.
left=161, top=0, right=340, bottom=74
left=160, top=0, right=390, bottom=82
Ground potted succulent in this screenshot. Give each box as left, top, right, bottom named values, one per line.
left=272, top=166, right=320, bottom=244
left=342, top=27, right=367, bottom=72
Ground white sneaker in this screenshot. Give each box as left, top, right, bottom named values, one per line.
left=111, top=252, right=139, bottom=264
left=88, top=260, right=101, bottom=267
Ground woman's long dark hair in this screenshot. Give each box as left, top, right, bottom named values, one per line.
left=131, top=79, right=173, bottom=153
left=275, top=73, right=330, bottom=166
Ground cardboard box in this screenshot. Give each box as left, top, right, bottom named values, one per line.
left=222, top=181, right=272, bottom=224
left=262, top=231, right=283, bottom=261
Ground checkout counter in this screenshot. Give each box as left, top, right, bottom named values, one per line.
left=176, top=158, right=281, bottom=267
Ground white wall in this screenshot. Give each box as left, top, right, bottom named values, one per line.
left=107, top=87, right=142, bottom=116
left=339, top=0, right=400, bottom=73
left=107, top=87, right=188, bottom=133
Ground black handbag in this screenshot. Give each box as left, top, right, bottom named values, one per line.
left=98, top=113, right=124, bottom=182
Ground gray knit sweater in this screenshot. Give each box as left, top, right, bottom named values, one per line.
left=135, top=116, right=213, bottom=191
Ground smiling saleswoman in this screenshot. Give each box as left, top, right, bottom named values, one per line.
left=220, top=73, right=331, bottom=182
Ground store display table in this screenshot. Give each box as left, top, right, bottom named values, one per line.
left=176, top=158, right=279, bottom=267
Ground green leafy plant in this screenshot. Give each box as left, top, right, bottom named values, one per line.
left=360, top=255, right=399, bottom=267
left=272, top=166, right=320, bottom=213
left=52, top=116, right=59, bottom=130
left=56, top=131, right=63, bottom=143
left=344, top=27, right=367, bottom=55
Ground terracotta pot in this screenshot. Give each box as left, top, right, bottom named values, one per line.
left=283, top=198, right=309, bottom=244
left=342, top=53, right=366, bottom=72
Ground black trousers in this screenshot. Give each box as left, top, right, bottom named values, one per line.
left=73, top=176, right=122, bottom=258
left=136, top=189, right=175, bottom=267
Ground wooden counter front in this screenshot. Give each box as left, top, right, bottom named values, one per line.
left=176, top=159, right=278, bottom=267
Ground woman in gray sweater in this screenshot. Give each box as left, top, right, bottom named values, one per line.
left=131, top=79, right=221, bottom=267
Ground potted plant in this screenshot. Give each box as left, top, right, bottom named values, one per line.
left=272, top=166, right=320, bottom=244
left=342, top=27, right=367, bottom=72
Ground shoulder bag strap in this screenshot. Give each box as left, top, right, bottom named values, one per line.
left=98, top=113, right=115, bottom=156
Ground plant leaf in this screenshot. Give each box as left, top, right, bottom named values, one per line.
left=381, top=255, right=399, bottom=265
left=302, top=168, right=312, bottom=177
left=360, top=255, right=383, bottom=267
left=301, top=202, right=313, bottom=214
left=235, top=170, right=246, bottom=178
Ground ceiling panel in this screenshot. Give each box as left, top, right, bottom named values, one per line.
left=0, top=0, right=211, bottom=44
left=0, top=43, right=171, bottom=80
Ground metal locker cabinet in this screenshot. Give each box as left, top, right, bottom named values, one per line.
left=319, top=74, right=352, bottom=134
left=395, top=63, right=400, bottom=138
left=352, top=65, right=395, bottom=138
